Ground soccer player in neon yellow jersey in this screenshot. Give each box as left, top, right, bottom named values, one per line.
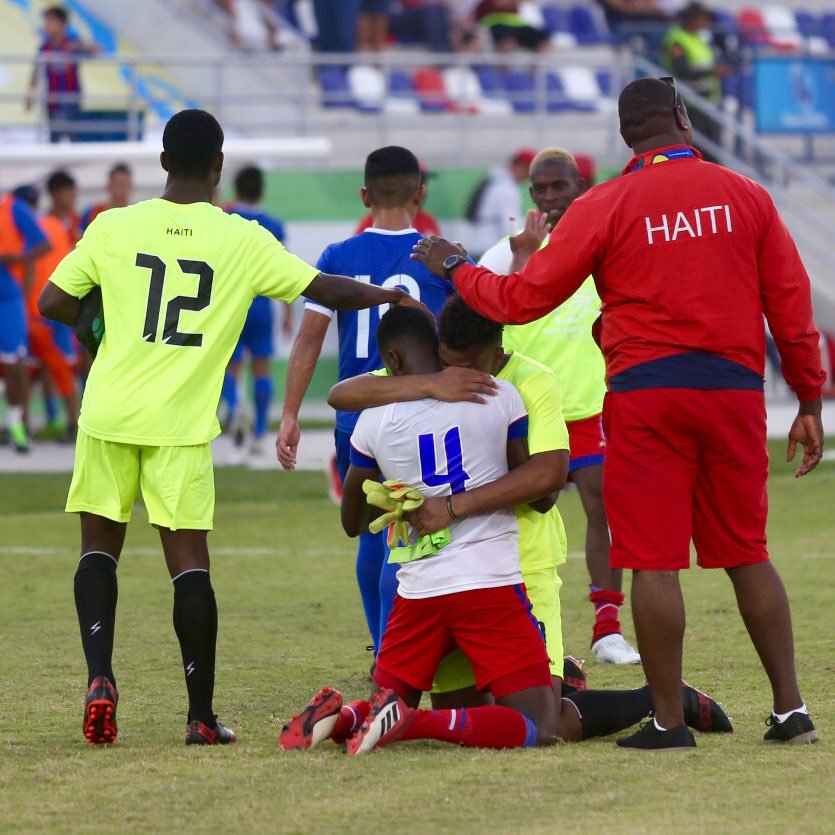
left=478, top=147, right=640, bottom=665
left=38, top=109, right=407, bottom=747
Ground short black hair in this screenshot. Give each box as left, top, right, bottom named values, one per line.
left=439, top=294, right=503, bottom=351
left=43, top=5, right=68, bottom=23
left=109, top=162, right=131, bottom=179
left=46, top=169, right=76, bottom=194
left=364, top=146, right=421, bottom=209
left=377, top=306, right=439, bottom=357
left=234, top=165, right=264, bottom=202
left=618, top=78, right=678, bottom=145
left=162, top=109, right=224, bottom=179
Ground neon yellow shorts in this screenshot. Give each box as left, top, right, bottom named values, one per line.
left=66, top=428, right=215, bottom=530
left=432, top=566, right=564, bottom=693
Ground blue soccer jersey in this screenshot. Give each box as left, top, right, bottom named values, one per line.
left=227, top=203, right=286, bottom=360
left=306, top=227, right=455, bottom=434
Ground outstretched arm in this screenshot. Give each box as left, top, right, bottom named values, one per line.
left=328, top=367, right=498, bottom=412
left=277, top=309, right=330, bottom=470
left=304, top=272, right=404, bottom=311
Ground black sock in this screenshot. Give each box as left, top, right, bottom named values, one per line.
left=172, top=570, right=217, bottom=726
left=74, top=551, right=118, bottom=688
left=565, top=686, right=654, bottom=739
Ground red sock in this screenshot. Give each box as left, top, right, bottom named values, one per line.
left=331, top=700, right=371, bottom=743
left=399, top=706, right=537, bottom=749
left=589, top=587, right=625, bottom=644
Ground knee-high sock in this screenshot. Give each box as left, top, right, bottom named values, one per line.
left=356, top=531, right=387, bottom=652
left=589, top=587, right=625, bottom=644
left=564, top=686, right=653, bottom=739
left=399, top=707, right=537, bottom=749
left=253, top=376, right=273, bottom=437
left=74, top=551, right=118, bottom=687
left=172, top=569, right=218, bottom=726
left=331, top=700, right=373, bottom=743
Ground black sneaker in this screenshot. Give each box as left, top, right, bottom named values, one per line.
left=764, top=711, right=819, bottom=745
left=682, top=682, right=733, bottom=733
left=617, top=720, right=696, bottom=751
left=561, top=655, right=587, bottom=695
left=185, top=718, right=236, bottom=745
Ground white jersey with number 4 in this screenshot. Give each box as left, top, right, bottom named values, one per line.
left=350, top=379, right=528, bottom=600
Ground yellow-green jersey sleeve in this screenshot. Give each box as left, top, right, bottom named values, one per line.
left=247, top=221, right=319, bottom=302
left=49, top=217, right=104, bottom=297
left=370, top=368, right=390, bottom=377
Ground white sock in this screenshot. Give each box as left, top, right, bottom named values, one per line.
left=653, top=717, right=667, bottom=732
left=773, top=704, right=807, bottom=723
left=7, top=405, right=23, bottom=428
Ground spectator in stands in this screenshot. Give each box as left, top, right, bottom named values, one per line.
left=25, top=5, right=100, bottom=143
left=467, top=148, right=535, bottom=258
left=389, top=1, right=459, bottom=52
left=474, top=1, right=549, bottom=52
left=313, top=0, right=360, bottom=52
left=595, top=0, right=669, bottom=43
left=358, top=0, right=389, bottom=51
left=574, top=153, right=598, bottom=186
left=356, top=162, right=441, bottom=235
left=662, top=2, right=724, bottom=162
left=81, top=163, right=133, bottom=232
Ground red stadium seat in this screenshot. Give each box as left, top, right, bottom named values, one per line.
left=413, top=67, right=452, bottom=113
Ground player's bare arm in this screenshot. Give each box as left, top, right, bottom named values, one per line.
left=410, top=440, right=568, bottom=537
left=506, top=438, right=560, bottom=514
left=38, top=280, right=81, bottom=325
left=341, top=463, right=384, bottom=538
left=277, top=309, right=330, bottom=470
left=410, top=236, right=467, bottom=278
left=787, top=397, right=824, bottom=478
left=304, top=272, right=405, bottom=311
left=509, top=209, right=551, bottom=273
left=328, top=367, right=498, bottom=413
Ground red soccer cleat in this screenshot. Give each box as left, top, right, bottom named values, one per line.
left=345, top=688, right=415, bottom=756
left=278, top=687, right=343, bottom=751
left=83, top=676, right=118, bottom=745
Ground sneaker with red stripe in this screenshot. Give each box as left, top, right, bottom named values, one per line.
left=83, top=676, right=118, bottom=745
left=278, top=687, right=343, bottom=751
left=682, top=682, right=733, bottom=733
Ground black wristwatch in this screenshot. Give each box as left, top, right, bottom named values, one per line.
left=442, top=254, right=467, bottom=280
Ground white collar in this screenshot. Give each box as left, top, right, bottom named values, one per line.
left=362, top=227, right=420, bottom=236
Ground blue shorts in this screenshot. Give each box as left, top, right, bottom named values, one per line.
left=335, top=427, right=352, bottom=482
left=231, top=296, right=274, bottom=362
left=49, top=321, right=75, bottom=359
left=0, top=295, right=28, bottom=361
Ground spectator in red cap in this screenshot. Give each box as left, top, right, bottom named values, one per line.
left=573, top=153, right=597, bottom=186
left=467, top=149, right=536, bottom=257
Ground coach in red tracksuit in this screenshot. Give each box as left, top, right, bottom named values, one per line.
left=413, top=78, right=825, bottom=750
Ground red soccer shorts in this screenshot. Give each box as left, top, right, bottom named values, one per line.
left=374, top=584, right=551, bottom=699
left=567, top=413, right=606, bottom=475
left=28, top=317, right=75, bottom=397
left=603, top=388, right=770, bottom=571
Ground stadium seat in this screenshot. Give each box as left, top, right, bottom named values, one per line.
left=558, top=66, right=603, bottom=112
left=347, top=64, right=385, bottom=113
left=542, top=5, right=568, bottom=35
left=794, top=10, right=819, bottom=37
left=822, top=13, right=835, bottom=47
left=441, top=67, right=512, bottom=116
left=763, top=5, right=804, bottom=49
left=737, top=8, right=772, bottom=46
left=567, top=5, right=609, bottom=45
left=503, top=69, right=537, bottom=113
left=713, top=10, right=739, bottom=36
left=413, top=67, right=451, bottom=113
left=319, top=66, right=353, bottom=108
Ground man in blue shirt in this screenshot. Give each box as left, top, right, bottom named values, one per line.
left=222, top=165, right=292, bottom=455
left=277, top=146, right=455, bottom=654
left=0, top=191, right=51, bottom=451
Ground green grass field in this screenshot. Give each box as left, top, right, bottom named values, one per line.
left=0, top=441, right=832, bottom=834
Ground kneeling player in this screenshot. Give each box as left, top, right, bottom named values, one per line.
left=280, top=306, right=562, bottom=754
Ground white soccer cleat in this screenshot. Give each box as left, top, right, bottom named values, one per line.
left=592, top=633, right=641, bottom=665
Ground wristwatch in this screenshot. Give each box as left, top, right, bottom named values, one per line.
left=442, top=254, right=467, bottom=280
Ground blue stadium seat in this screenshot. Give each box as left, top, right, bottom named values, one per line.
left=542, top=5, right=568, bottom=35
left=596, top=69, right=613, bottom=97
left=474, top=65, right=504, bottom=97
left=822, top=12, right=835, bottom=46
left=389, top=69, right=416, bottom=97
left=713, top=10, right=739, bottom=35
left=567, top=5, right=607, bottom=45
left=503, top=69, right=536, bottom=113
left=545, top=72, right=570, bottom=112
left=319, top=66, right=353, bottom=108
left=794, top=11, right=819, bottom=37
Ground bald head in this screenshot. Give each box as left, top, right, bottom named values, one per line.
left=618, top=78, right=691, bottom=150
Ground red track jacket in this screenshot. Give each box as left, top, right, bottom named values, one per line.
left=453, top=146, right=825, bottom=402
